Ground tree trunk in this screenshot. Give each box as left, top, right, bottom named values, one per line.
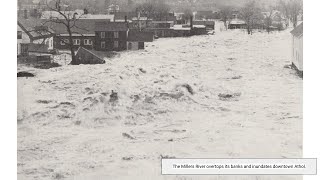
left=67, top=26, right=78, bottom=65
left=70, top=47, right=77, bottom=65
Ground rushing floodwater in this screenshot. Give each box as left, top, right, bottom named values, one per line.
left=18, top=29, right=302, bottom=180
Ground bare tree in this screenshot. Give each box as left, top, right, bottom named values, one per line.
left=289, top=0, right=302, bottom=28
left=136, top=1, right=170, bottom=21
left=153, top=2, right=170, bottom=21
left=264, top=6, right=276, bottom=33
left=43, top=0, right=85, bottom=65
left=277, top=0, right=302, bottom=28
left=277, top=0, right=290, bottom=27
left=219, top=6, right=233, bottom=30
left=182, top=8, right=193, bottom=24
left=240, top=0, right=263, bottom=35
left=136, top=2, right=155, bottom=29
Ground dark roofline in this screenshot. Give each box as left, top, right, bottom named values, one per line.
left=18, top=21, right=55, bottom=41
left=290, top=22, right=303, bottom=37
left=76, top=46, right=105, bottom=61
left=95, top=22, right=129, bottom=32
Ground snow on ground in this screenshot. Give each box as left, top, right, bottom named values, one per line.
left=17, top=29, right=302, bottom=180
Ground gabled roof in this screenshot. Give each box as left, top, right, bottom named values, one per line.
left=45, top=19, right=110, bottom=35
left=18, top=18, right=54, bottom=40
left=128, top=31, right=154, bottom=42
left=291, top=22, right=303, bottom=37
left=95, top=22, right=129, bottom=32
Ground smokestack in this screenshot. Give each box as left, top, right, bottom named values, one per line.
left=190, top=15, right=193, bottom=29
left=24, top=9, right=28, bottom=19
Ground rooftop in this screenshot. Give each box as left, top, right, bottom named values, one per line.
left=128, top=31, right=154, bottom=42
left=290, top=22, right=303, bottom=37
left=95, top=22, right=129, bottom=32
left=18, top=18, right=54, bottom=40
left=44, top=19, right=111, bottom=35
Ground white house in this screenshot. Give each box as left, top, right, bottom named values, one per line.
left=17, top=19, right=54, bottom=56
left=290, top=22, right=303, bottom=77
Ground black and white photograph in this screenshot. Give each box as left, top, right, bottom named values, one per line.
left=13, top=0, right=309, bottom=179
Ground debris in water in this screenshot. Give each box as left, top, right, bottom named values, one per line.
left=139, top=68, right=146, bottom=73
left=159, top=92, right=184, bottom=100
left=181, top=84, right=194, bottom=95
left=122, top=133, right=135, bottom=140
left=109, top=90, right=118, bottom=102
left=36, top=100, right=53, bottom=104
left=218, top=93, right=241, bottom=101
left=122, top=156, right=134, bottom=161
left=132, top=95, right=140, bottom=102
left=284, top=64, right=292, bottom=69
left=17, top=71, right=35, bottom=77
left=231, top=75, right=242, bottom=80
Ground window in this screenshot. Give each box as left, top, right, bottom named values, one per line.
left=114, top=32, right=119, bottom=38
left=128, top=42, right=132, bottom=50
left=105, top=32, right=112, bottom=38
left=101, top=41, right=106, bottom=49
left=60, top=39, right=69, bottom=45
left=21, top=44, right=29, bottom=55
left=101, top=32, right=105, bottom=38
left=114, top=41, right=119, bottom=48
left=73, top=39, right=80, bottom=45
left=84, top=39, right=92, bottom=45
left=17, top=31, right=22, bottom=39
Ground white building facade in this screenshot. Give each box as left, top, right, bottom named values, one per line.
left=291, top=23, right=303, bottom=76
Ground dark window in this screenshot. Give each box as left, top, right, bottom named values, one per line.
left=101, top=41, right=105, bottom=48
left=17, top=31, right=22, bottom=39
left=138, top=42, right=144, bottom=49
left=106, top=32, right=113, bottom=38
left=101, top=32, right=105, bottom=38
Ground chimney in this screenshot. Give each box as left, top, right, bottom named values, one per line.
left=24, top=9, right=28, bottom=19
left=125, top=15, right=129, bottom=28
left=190, top=15, right=193, bottom=29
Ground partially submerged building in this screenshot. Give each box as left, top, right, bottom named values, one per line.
left=127, top=31, right=154, bottom=50
left=193, top=20, right=215, bottom=31
left=75, top=47, right=105, bottom=64
left=17, top=18, right=54, bottom=56
left=94, top=22, right=129, bottom=51
left=228, top=19, right=247, bottom=29
left=46, top=19, right=105, bottom=50
left=290, top=22, right=303, bottom=78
